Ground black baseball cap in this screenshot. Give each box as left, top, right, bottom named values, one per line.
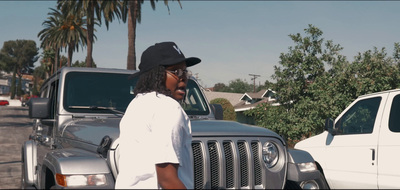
left=138, top=42, right=201, bottom=73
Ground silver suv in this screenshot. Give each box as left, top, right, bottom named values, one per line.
left=22, top=67, right=327, bottom=189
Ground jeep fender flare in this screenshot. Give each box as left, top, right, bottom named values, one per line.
left=22, top=140, right=37, bottom=186
left=286, top=149, right=320, bottom=182
left=41, top=148, right=115, bottom=188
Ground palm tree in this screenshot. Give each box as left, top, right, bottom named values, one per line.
left=38, top=7, right=88, bottom=71
left=40, top=48, right=55, bottom=78
left=57, top=0, right=121, bottom=68
left=56, top=5, right=88, bottom=67
left=120, top=0, right=181, bottom=70
left=38, top=8, right=63, bottom=75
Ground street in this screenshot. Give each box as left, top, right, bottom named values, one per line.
left=0, top=106, right=32, bottom=189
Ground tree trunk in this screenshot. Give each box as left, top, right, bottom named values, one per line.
left=68, top=43, right=73, bottom=67
left=17, top=75, right=23, bottom=97
left=127, top=0, right=138, bottom=70
left=86, top=2, right=94, bottom=68
left=10, top=65, right=17, bottom=99
left=53, top=48, right=59, bottom=75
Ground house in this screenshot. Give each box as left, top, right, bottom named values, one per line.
left=234, top=89, right=278, bottom=124
left=0, top=72, right=34, bottom=96
left=203, top=88, right=279, bottom=124
left=0, top=78, right=9, bottom=95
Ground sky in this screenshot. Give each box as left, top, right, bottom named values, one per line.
left=1, top=1, right=400, bottom=88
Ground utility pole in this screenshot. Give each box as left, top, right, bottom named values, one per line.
left=249, top=74, right=260, bottom=93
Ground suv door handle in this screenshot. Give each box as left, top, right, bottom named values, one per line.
left=371, top=148, right=375, bottom=161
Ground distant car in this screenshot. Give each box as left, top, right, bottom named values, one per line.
left=0, top=100, right=9, bottom=106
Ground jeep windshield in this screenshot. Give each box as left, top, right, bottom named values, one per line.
left=63, top=71, right=210, bottom=115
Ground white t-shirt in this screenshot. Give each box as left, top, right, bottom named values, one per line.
left=115, top=92, right=194, bottom=189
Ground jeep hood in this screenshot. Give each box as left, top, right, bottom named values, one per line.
left=61, top=118, right=283, bottom=147
left=62, top=117, right=121, bottom=146
left=191, top=120, right=282, bottom=139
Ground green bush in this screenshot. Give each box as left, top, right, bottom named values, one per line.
left=210, top=98, right=236, bottom=121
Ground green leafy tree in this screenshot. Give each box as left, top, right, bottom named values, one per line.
left=212, top=79, right=253, bottom=93
left=213, top=82, right=229, bottom=92
left=256, top=80, right=275, bottom=92
left=0, top=40, right=39, bottom=99
left=0, top=52, right=8, bottom=71
left=350, top=47, right=400, bottom=96
left=246, top=25, right=348, bottom=144
left=210, top=98, right=236, bottom=121
left=227, top=79, right=253, bottom=93
left=72, top=58, right=97, bottom=68
left=394, top=42, right=400, bottom=66
left=246, top=25, right=400, bottom=145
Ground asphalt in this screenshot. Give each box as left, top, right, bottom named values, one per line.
left=0, top=106, right=32, bottom=189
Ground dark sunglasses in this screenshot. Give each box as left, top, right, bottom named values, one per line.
left=166, top=68, right=188, bottom=78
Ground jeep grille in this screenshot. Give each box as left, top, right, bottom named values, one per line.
left=192, top=138, right=279, bottom=189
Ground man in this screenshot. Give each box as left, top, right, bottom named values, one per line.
left=116, top=42, right=201, bottom=189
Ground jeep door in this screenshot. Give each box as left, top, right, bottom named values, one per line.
left=324, top=93, right=386, bottom=189
left=35, top=79, right=59, bottom=188
left=377, top=91, right=400, bottom=189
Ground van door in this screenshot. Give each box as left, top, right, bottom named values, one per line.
left=377, top=92, right=400, bottom=189
left=324, top=94, right=387, bottom=189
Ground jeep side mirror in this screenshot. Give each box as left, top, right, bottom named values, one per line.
left=29, top=98, right=50, bottom=119
left=210, top=104, right=223, bottom=120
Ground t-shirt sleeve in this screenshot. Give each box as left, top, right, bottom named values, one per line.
left=152, top=103, right=183, bottom=165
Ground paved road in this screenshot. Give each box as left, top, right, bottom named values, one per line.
left=0, top=106, right=32, bottom=189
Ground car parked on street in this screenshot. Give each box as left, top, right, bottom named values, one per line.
left=0, top=100, right=9, bottom=106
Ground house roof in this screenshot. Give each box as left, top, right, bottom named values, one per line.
left=239, top=89, right=275, bottom=101
left=203, top=89, right=278, bottom=113
left=234, top=98, right=269, bottom=112
left=203, top=90, right=244, bottom=107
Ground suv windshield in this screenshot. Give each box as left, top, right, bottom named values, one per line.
left=63, top=72, right=209, bottom=115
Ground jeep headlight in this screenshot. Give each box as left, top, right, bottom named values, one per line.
left=56, top=173, right=107, bottom=187
left=262, top=142, right=279, bottom=168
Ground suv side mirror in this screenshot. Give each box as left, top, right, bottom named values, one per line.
left=29, top=98, right=50, bottom=119
left=210, top=104, right=224, bottom=120
left=324, top=118, right=335, bottom=134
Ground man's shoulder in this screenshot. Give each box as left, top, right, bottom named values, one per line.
left=140, top=92, right=180, bottom=106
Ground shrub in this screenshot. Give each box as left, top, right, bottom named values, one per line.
left=210, top=98, right=236, bottom=121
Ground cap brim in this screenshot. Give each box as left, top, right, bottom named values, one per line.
left=186, top=57, right=201, bottom=67
left=129, top=57, right=200, bottom=80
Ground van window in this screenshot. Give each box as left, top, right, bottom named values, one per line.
left=389, top=95, right=400, bottom=132
left=335, top=97, right=381, bottom=135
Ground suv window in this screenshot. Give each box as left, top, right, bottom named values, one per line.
left=335, top=97, right=381, bottom=135
left=63, top=72, right=209, bottom=115
left=49, top=80, right=59, bottom=119
left=64, top=72, right=136, bottom=113
left=389, top=95, right=400, bottom=132
left=183, top=80, right=210, bottom=115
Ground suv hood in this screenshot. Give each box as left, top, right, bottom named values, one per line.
left=61, top=118, right=283, bottom=147
left=62, top=117, right=121, bottom=146
left=191, top=120, right=283, bottom=139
